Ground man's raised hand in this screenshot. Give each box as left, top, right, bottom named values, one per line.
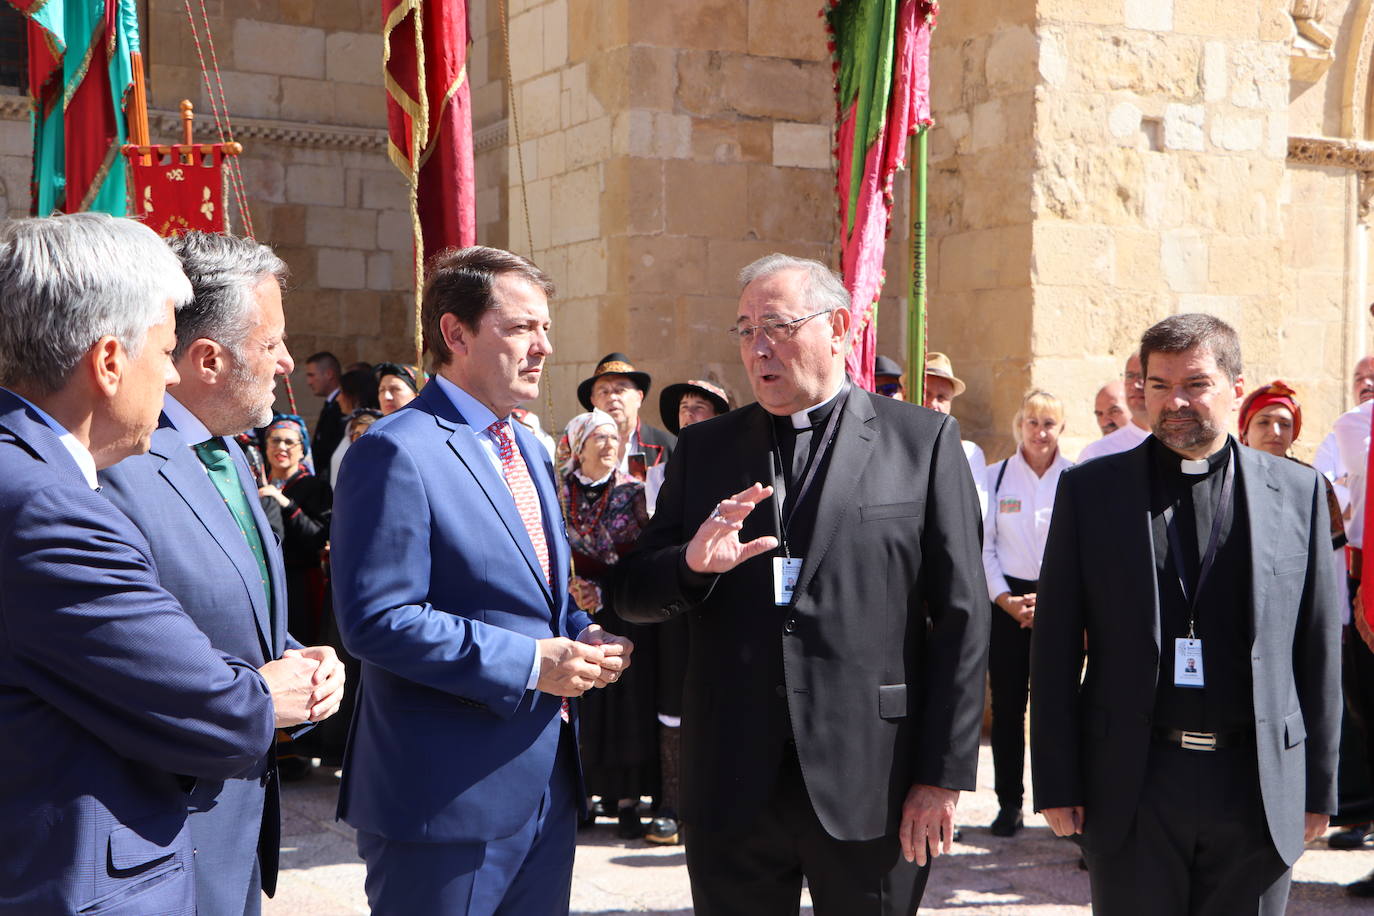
left=685, top=483, right=779, bottom=574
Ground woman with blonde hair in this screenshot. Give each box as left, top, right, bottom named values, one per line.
left=983, top=389, right=1073, bottom=837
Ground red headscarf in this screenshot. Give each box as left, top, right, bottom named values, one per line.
left=1238, top=380, right=1301, bottom=444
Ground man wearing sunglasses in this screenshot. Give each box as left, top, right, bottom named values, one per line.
left=611, top=254, right=988, bottom=916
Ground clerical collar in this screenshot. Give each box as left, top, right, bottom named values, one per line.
left=787, top=380, right=846, bottom=430
left=1154, top=436, right=1231, bottom=478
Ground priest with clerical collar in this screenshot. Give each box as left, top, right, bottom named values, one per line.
left=1031, top=313, right=1343, bottom=916
left=611, top=253, right=988, bottom=915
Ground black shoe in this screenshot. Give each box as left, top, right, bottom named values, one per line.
left=644, top=815, right=681, bottom=845
left=617, top=805, right=645, bottom=839
left=1329, top=824, right=1371, bottom=849
left=951, top=826, right=963, bottom=843
left=1349, top=869, right=1374, bottom=897
left=990, top=808, right=1023, bottom=837
left=589, top=798, right=611, bottom=820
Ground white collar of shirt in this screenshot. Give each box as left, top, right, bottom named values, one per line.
left=326, top=388, right=340, bottom=403
left=788, top=380, right=845, bottom=430
left=161, top=393, right=214, bottom=446
left=1008, top=446, right=1072, bottom=479
left=8, top=391, right=98, bottom=489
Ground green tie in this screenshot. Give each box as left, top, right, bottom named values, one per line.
left=193, top=438, right=272, bottom=609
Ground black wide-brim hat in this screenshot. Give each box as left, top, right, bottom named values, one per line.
left=577, top=352, right=652, bottom=410
left=659, top=379, right=730, bottom=435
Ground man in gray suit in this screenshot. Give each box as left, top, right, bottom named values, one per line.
left=1030, top=313, right=1342, bottom=914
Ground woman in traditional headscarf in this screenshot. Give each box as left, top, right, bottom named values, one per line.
left=375, top=362, right=419, bottom=416
left=1238, top=381, right=1345, bottom=554
left=259, top=413, right=332, bottom=645
left=558, top=409, right=659, bottom=839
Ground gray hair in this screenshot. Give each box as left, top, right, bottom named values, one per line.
left=166, top=232, right=288, bottom=361
left=737, top=254, right=851, bottom=322
left=0, top=213, right=192, bottom=394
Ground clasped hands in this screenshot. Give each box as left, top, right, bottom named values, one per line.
left=536, top=624, right=635, bottom=697
left=259, top=645, right=346, bottom=728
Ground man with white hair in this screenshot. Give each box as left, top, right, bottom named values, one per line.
left=0, top=214, right=277, bottom=914
left=612, top=253, right=988, bottom=915
left=99, top=232, right=346, bottom=916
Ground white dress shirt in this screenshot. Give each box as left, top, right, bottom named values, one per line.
left=1335, top=401, right=1372, bottom=550
left=7, top=389, right=98, bottom=489
left=982, top=448, right=1073, bottom=600
left=1314, top=429, right=1350, bottom=515
left=963, top=440, right=989, bottom=519
left=1076, top=420, right=1149, bottom=464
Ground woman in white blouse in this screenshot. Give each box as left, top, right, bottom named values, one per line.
left=982, top=390, right=1073, bottom=838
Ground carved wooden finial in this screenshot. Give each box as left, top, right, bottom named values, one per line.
left=180, top=100, right=194, bottom=146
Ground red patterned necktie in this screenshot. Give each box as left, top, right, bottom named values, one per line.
left=488, top=420, right=551, bottom=585
left=489, top=420, right=569, bottom=722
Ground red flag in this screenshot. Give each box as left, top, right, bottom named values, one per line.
left=126, top=146, right=230, bottom=236
left=383, top=0, right=475, bottom=267
left=827, top=0, right=937, bottom=391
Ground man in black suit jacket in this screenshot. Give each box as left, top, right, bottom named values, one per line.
left=305, top=351, right=344, bottom=472
left=610, top=254, right=988, bottom=915
left=1031, top=314, right=1342, bottom=914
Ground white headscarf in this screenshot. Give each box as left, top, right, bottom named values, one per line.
left=563, top=409, right=618, bottom=476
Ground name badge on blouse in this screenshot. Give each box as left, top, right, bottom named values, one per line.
left=998, top=497, right=1022, bottom=514
left=1174, top=638, right=1205, bottom=688
left=773, top=556, right=803, bottom=606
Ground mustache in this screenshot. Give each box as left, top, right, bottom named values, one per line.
left=1157, top=408, right=1200, bottom=422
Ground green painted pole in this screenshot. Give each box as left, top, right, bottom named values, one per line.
left=906, top=126, right=928, bottom=405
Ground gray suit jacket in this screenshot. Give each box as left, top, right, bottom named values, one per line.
left=1029, top=438, right=1343, bottom=864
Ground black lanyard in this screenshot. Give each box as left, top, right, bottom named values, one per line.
left=1163, top=448, right=1234, bottom=638
left=769, top=388, right=849, bottom=558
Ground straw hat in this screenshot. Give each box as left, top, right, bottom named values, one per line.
left=577, top=353, right=652, bottom=410
left=923, top=352, right=966, bottom=397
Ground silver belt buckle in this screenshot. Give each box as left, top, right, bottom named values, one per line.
left=1180, top=730, right=1217, bottom=751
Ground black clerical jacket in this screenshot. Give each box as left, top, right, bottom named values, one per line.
left=610, top=388, right=989, bottom=840
left=1030, top=438, right=1343, bottom=865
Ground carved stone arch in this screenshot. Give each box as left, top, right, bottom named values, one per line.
left=1342, top=0, right=1374, bottom=138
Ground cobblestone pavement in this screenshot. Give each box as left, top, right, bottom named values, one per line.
left=265, top=742, right=1374, bottom=914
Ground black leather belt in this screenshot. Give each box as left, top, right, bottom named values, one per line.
left=1152, top=726, right=1251, bottom=751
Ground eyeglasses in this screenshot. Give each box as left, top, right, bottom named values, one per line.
left=875, top=382, right=903, bottom=398
left=265, top=436, right=302, bottom=449
left=727, top=309, right=833, bottom=345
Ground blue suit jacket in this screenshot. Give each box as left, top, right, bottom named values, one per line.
left=332, top=380, right=593, bottom=843
left=0, top=389, right=275, bottom=914
left=99, top=416, right=300, bottom=911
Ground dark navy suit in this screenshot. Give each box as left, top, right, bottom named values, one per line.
left=0, top=389, right=276, bottom=914
left=332, top=379, right=593, bottom=915
left=99, top=405, right=302, bottom=916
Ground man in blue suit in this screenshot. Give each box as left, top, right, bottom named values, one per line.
left=332, top=245, right=634, bottom=915
left=0, top=213, right=279, bottom=914
left=100, top=232, right=346, bottom=916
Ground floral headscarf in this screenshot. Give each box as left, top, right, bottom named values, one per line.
left=562, top=409, right=617, bottom=474
left=267, top=413, right=311, bottom=459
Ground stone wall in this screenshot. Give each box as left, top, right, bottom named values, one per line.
left=483, top=0, right=850, bottom=427
left=926, top=0, right=1038, bottom=458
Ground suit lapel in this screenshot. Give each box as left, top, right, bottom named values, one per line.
left=416, top=383, right=555, bottom=607
left=1237, top=445, right=1277, bottom=646
left=0, top=389, right=92, bottom=489
left=1119, top=441, right=1162, bottom=659
left=151, top=435, right=274, bottom=659
left=231, top=441, right=288, bottom=656
left=793, top=389, right=877, bottom=599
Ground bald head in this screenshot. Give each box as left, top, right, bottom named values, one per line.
left=1093, top=380, right=1130, bottom=436
left=1355, top=356, right=1374, bottom=404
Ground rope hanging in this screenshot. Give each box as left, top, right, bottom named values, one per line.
left=181, top=0, right=297, bottom=412
left=181, top=0, right=255, bottom=240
